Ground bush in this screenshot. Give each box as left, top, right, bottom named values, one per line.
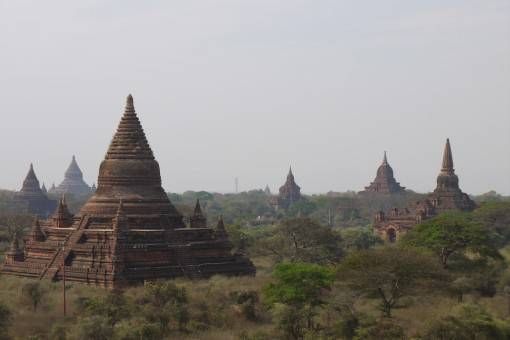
left=0, top=303, right=11, bottom=340
left=353, top=317, right=404, bottom=340
left=422, top=303, right=510, bottom=340
left=70, top=315, right=114, bottom=340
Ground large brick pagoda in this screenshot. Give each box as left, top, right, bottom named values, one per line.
left=2, top=95, right=255, bottom=287
left=360, top=151, right=406, bottom=194
left=374, top=138, right=476, bottom=242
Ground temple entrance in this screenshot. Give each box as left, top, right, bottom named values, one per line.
left=386, top=228, right=396, bottom=243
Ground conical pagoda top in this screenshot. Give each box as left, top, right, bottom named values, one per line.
left=362, top=152, right=405, bottom=194
left=64, top=155, right=83, bottom=178
left=277, top=166, right=301, bottom=208
left=194, top=199, right=204, bottom=217
left=105, top=94, right=154, bottom=160
left=287, top=166, right=294, bottom=181
left=435, top=138, right=460, bottom=192
left=52, top=155, right=91, bottom=196
left=80, top=95, right=184, bottom=228
left=20, top=163, right=42, bottom=193
left=441, top=138, right=454, bottom=174
left=432, top=138, right=476, bottom=212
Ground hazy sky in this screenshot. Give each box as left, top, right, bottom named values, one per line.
left=1, top=1, right=509, bottom=195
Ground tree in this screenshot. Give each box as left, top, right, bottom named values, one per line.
left=21, top=282, right=47, bottom=312
left=337, top=247, right=445, bottom=317
left=471, top=201, right=510, bottom=247
left=76, top=291, right=130, bottom=326
left=402, top=212, right=501, bottom=269
left=143, top=281, right=189, bottom=332
left=340, top=227, right=383, bottom=251
left=263, top=262, right=335, bottom=339
left=257, top=218, right=343, bottom=264
left=422, top=303, right=510, bottom=340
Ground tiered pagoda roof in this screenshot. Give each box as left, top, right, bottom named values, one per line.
left=361, top=152, right=405, bottom=194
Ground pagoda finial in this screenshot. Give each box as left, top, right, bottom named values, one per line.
left=441, top=138, right=454, bottom=173
left=382, top=151, right=388, bottom=165
left=194, top=199, right=203, bottom=216
left=125, top=94, right=134, bottom=112
left=287, top=166, right=294, bottom=181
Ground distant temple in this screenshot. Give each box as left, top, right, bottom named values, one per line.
left=360, top=152, right=406, bottom=194
left=50, top=156, right=91, bottom=196
left=15, top=164, right=56, bottom=217
left=2, top=95, right=255, bottom=287
left=271, top=167, right=302, bottom=210
left=374, top=139, right=476, bottom=242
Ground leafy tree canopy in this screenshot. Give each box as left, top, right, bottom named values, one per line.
left=402, top=212, right=501, bottom=269
left=263, top=262, right=335, bottom=307
left=337, top=247, right=445, bottom=317
left=256, top=218, right=343, bottom=264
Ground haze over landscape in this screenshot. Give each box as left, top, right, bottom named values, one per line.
left=1, top=0, right=509, bottom=194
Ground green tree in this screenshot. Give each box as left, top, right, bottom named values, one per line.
left=263, top=262, right=335, bottom=339
left=337, top=247, right=445, bottom=317
left=76, top=292, right=130, bottom=326
left=422, top=303, right=510, bottom=340
left=402, top=212, right=501, bottom=269
left=257, top=218, right=342, bottom=264
left=340, top=227, right=383, bottom=251
left=472, top=201, right=510, bottom=247
left=143, top=281, right=189, bottom=332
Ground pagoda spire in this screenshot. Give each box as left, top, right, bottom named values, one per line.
left=53, top=195, right=73, bottom=228
left=382, top=151, right=388, bottom=165
left=105, top=94, right=154, bottom=160
left=190, top=199, right=207, bottom=228
left=441, top=138, right=454, bottom=173
left=215, top=215, right=228, bottom=239
left=20, top=163, right=42, bottom=193
left=194, top=199, right=203, bottom=216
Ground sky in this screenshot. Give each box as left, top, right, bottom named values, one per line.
left=0, top=0, right=509, bottom=195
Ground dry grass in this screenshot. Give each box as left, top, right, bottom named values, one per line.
left=1, top=254, right=509, bottom=339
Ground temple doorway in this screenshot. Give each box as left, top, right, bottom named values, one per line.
left=387, top=228, right=396, bottom=243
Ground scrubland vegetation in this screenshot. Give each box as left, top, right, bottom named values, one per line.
left=0, top=191, right=509, bottom=339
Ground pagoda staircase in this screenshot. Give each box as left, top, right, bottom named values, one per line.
left=176, top=245, right=201, bottom=279
left=39, top=215, right=90, bottom=280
